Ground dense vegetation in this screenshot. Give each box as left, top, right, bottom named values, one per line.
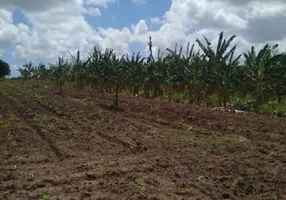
left=0, top=59, right=11, bottom=78
left=17, top=32, right=286, bottom=115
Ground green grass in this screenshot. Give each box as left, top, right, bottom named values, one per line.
left=40, top=193, right=49, bottom=200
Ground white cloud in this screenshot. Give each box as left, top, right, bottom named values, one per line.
left=0, top=0, right=84, bottom=12
left=150, top=17, right=162, bottom=24
left=132, top=20, right=149, bottom=36
left=85, top=0, right=116, bottom=8
left=97, top=27, right=132, bottom=55
left=0, top=9, right=19, bottom=47
left=0, top=9, right=13, bottom=24
left=245, top=1, right=286, bottom=20
left=131, top=0, right=146, bottom=5
left=0, top=0, right=129, bottom=61
left=84, top=7, right=102, bottom=16
left=1, top=0, right=286, bottom=68
left=139, top=0, right=286, bottom=56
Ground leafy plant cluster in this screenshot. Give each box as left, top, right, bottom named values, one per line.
left=17, top=32, right=286, bottom=113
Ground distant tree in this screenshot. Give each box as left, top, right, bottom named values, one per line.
left=0, top=59, right=11, bottom=78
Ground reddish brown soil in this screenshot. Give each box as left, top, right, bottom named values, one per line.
left=0, top=81, right=285, bottom=200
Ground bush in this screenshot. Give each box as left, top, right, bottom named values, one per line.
left=259, top=100, right=286, bottom=116
left=172, top=92, right=183, bottom=103
left=232, top=94, right=254, bottom=111
left=201, top=95, right=220, bottom=107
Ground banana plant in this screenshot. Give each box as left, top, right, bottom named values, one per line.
left=165, top=44, right=188, bottom=101
left=144, top=36, right=163, bottom=98
left=123, top=52, right=145, bottom=95
left=50, top=57, right=69, bottom=94
left=18, top=61, right=33, bottom=83
left=38, top=63, right=48, bottom=80
left=273, top=54, right=286, bottom=102
left=88, top=45, right=103, bottom=90
left=100, top=48, right=117, bottom=92
left=112, top=54, right=125, bottom=109
left=244, top=44, right=284, bottom=108
left=68, top=50, right=91, bottom=89
left=32, top=65, right=40, bottom=87
left=182, top=45, right=206, bottom=104
left=21, top=33, right=286, bottom=112
left=196, top=31, right=241, bottom=106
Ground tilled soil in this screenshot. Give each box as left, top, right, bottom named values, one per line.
left=0, top=81, right=285, bottom=200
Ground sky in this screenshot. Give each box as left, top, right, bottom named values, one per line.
left=0, top=0, right=286, bottom=77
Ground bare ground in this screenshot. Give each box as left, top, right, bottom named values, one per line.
left=0, top=81, right=285, bottom=200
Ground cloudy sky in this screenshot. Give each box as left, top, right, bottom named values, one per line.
left=1, top=0, right=286, bottom=76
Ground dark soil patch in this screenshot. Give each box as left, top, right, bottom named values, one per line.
left=0, top=82, right=285, bottom=200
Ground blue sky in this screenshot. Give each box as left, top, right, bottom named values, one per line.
left=1, top=0, right=286, bottom=77
left=85, top=0, right=170, bottom=30
left=1, top=0, right=172, bottom=77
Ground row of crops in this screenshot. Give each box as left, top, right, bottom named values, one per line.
left=17, top=32, right=286, bottom=114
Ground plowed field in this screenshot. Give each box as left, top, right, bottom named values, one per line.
left=0, top=81, right=285, bottom=200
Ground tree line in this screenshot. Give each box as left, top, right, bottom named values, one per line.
left=17, top=32, right=286, bottom=112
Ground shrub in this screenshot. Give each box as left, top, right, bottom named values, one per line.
left=259, top=100, right=286, bottom=116
left=201, top=95, right=220, bottom=107
left=232, top=94, right=254, bottom=111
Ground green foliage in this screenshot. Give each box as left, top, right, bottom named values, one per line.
left=231, top=94, right=254, bottom=111
left=259, top=100, right=286, bottom=116
left=172, top=92, right=185, bottom=103
left=18, top=61, right=33, bottom=79
left=196, top=32, right=242, bottom=106
left=17, top=32, right=286, bottom=115
left=243, top=45, right=285, bottom=108
left=201, top=95, right=220, bottom=107
left=40, top=193, right=49, bottom=200
left=0, top=59, right=11, bottom=78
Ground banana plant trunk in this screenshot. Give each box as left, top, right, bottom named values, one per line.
left=36, top=77, right=39, bottom=88
left=188, top=84, right=194, bottom=104
left=59, top=78, right=62, bottom=95
left=216, top=76, right=224, bottom=106
left=114, top=79, right=120, bottom=109
left=144, top=84, right=150, bottom=98
left=167, top=84, right=172, bottom=102
left=254, top=82, right=263, bottom=109
left=133, top=84, right=139, bottom=96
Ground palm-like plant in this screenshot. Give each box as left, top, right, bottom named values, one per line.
left=243, top=44, right=284, bottom=108
left=88, top=46, right=103, bottom=90
left=49, top=57, right=69, bottom=94
left=144, top=37, right=163, bottom=98
left=112, top=54, right=125, bottom=109
left=181, top=44, right=206, bottom=104
left=18, top=61, right=33, bottom=84
left=124, top=52, right=145, bottom=95
left=19, top=32, right=286, bottom=112
left=68, top=50, right=91, bottom=89
left=274, top=54, right=286, bottom=102
left=38, top=63, right=48, bottom=79
left=196, top=32, right=241, bottom=106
